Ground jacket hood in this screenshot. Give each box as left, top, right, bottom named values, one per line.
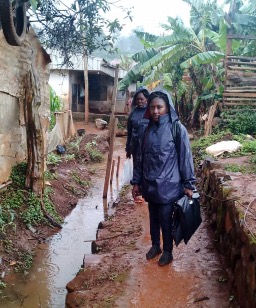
left=132, top=87, right=150, bottom=108
left=144, top=89, right=178, bottom=123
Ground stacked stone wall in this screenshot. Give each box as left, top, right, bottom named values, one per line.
left=200, top=158, right=256, bottom=307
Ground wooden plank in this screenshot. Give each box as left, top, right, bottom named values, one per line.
left=116, top=156, right=120, bottom=178
left=225, top=90, right=256, bottom=93
left=227, top=61, right=256, bottom=66
left=223, top=102, right=256, bottom=106
left=108, top=65, right=119, bottom=139
left=227, top=56, right=256, bottom=61
left=226, top=81, right=256, bottom=87
left=223, top=92, right=256, bottom=97
left=227, top=34, right=256, bottom=40
left=205, top=102, right=218, bottom=136
left=227, top=66, right=256, bottom=71
left=110, top=160, right=115, bottom=184
left=225, top=86, right=256, bottom=90
left=103, top=117, right=118, bottom=198
left=223, top=97, right=256, bottom=101
left=227, top=71, right=256, bottom=77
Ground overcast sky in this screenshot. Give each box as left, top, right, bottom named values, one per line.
left=109, top=0, right=230, bottom=36
left=113, top=0, right=191, bottom=36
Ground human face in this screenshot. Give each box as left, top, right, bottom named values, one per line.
left=149, top=97, right=168, bottom=122
left=135, top=92, right=147, bottom=108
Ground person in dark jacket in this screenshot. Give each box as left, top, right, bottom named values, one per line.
left=131, top=90, right=196, bottom=266
left=125, top=87, right=150, bottom=162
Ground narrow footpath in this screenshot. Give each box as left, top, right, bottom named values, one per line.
left=66, top=183, right=236, bottom=308
left=116, top=198, right=235, bottom=308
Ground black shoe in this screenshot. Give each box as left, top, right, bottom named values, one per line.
left=158, top=251, right=173, bottom=266
left=146, top=246, right=162, bottom=260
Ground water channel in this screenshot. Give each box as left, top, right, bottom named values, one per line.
left=1, top=137, right=126, bottom=308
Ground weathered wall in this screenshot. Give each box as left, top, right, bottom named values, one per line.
left=199, top=158, right=256, bottom=308
left=0, top=29, right=50, bottom=184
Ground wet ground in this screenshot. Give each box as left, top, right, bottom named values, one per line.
left=0, top=124, right=126, bottom=308
left=1, top=122, right=237, bottom=307
left=116, top=203, right=234, bottom=307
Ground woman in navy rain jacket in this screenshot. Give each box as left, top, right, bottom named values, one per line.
left=125, top=87, right=150, bottom=163
left=131, top=90, right=196, bottom=266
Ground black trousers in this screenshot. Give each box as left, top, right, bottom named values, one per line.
left=148, top=202, right=174, bottom=252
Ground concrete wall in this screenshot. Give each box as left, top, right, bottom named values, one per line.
left=0, top=29, right=50, bottom=184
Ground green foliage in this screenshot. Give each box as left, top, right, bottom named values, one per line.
left=241, top=140, right=256, bottom=154
left=71, top=172, right=91, bottom=187
left=21, top=193, right=44, bottom=226
left=10, top=162, right=27, bottom=188
left=64, top=154, right=76, bottom=162
left=67, top=137, right=83, bottom=154
left=224, top=161, right=256, bottom=175
left=43, top=188, right=62, bottom=224
left=85, top=141, right=103, bottom=162
left=15, top=251, right=34, bottom=273
left=47, top=153, right=62, bottom=165
left=191, top=130, right=234, bottom=167
left=21, top=189, right=62, bottom=226
left=49, top=87, right=63, bottom=131
left=225, top=111, right=256, bottom=135
left=44, top=170, right=56, bottom=180
left=225, top=164, right=246, bottom=173
left=117, top=121, right=126, bottom=129
left=0, top=189, right=23, bottom=232
left=33, top=0, right=130, bottom=66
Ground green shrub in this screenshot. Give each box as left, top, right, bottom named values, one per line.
left=10, top=162, right=27, bottom=187
left=47, top=153, right=62, bottom=165
left=85, top=141, right=103, bottom=162
left=226, top=111, right=256, bottom=135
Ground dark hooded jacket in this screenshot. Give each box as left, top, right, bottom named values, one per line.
left=131, top=90, right=196, bottom=204
left=125, top=88, right=149, bottom=158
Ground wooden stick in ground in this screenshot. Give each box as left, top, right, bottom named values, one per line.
left=108, top=65, right=119, bottom=139
left=110, top=160, right=115, bottom=184
left=204, top=101, right=218, bottom=136
left=103, top=117, right=118, bottom=198
left=116, top=156, right=120, bottom=178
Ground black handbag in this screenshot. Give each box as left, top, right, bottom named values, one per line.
left=172, top=191, right=202, bottom=246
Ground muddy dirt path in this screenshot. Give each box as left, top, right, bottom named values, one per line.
left=66, top=122, right=236, bottom=307
left=67, top=188, right=235, bottom=307
left=116, top=200, right=234, bottom=308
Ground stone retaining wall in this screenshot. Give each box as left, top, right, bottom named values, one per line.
left=199, top=158, right=256, bottom=307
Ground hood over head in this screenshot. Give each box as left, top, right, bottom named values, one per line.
left=144, top=89, right=178, bottom=123
left=132, top=87, right=150, bottom=108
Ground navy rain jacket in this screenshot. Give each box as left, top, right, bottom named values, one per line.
left=131, top=90, right=196, bottom=204
left=125, top=88, right=149, bottom=158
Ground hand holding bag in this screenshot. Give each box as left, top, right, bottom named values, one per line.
left=121, top=157, right=133, bottom=185
left=172, top=190, right=202, bottom=246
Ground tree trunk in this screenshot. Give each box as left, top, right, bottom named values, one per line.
left=23, top=68, right=45, bottom=196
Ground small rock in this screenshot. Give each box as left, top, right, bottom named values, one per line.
left=95, top=118, right=107, bottom=130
